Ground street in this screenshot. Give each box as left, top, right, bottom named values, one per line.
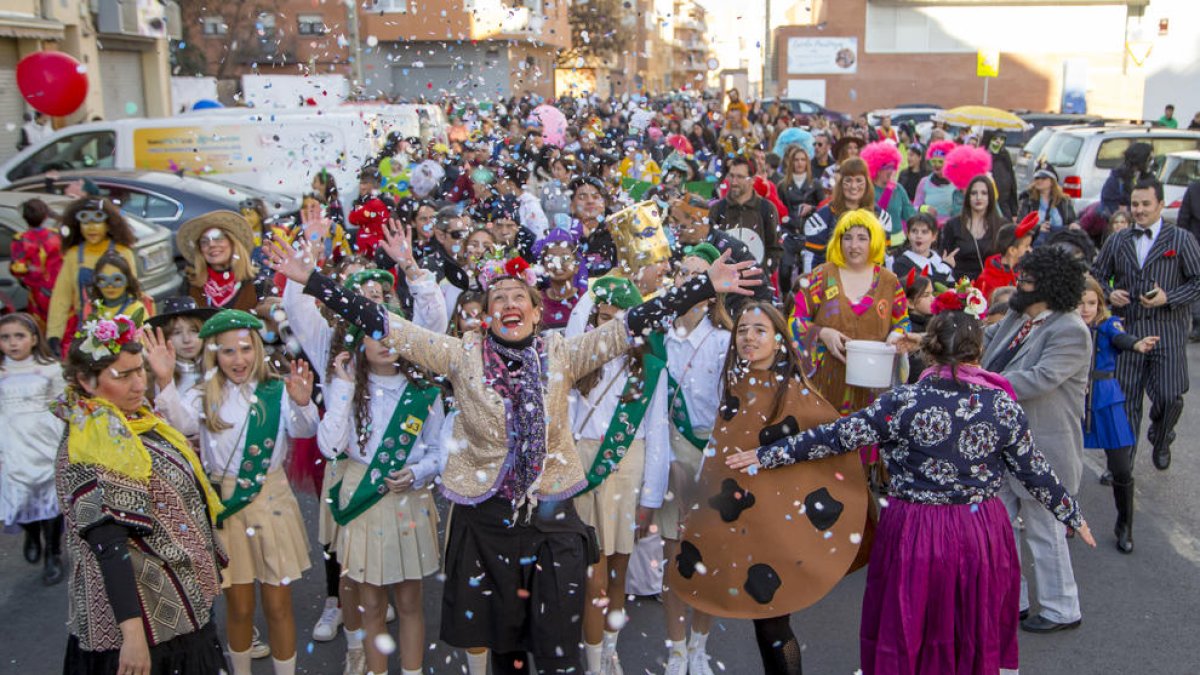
left=3, top=351, right=1199, bottom=675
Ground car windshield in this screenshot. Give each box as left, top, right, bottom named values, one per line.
left=1022, top=128, right=1056, bottom=159
left=1096, top=137, right=1200, bottom=169
left=1160, top=157, right=1200, bottom=187
left=1041, top=133, right=1083, bottom=167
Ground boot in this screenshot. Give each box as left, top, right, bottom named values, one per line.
left=22, top=524, right=41, bottom=564
left=1112, top=478, right=1134, bottom=554
left=42, top=516, right=65, bottom=586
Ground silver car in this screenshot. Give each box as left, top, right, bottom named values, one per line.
left=0, top=191, right=179, bottom=312
left=1159, top=150, right=1200, bottom=226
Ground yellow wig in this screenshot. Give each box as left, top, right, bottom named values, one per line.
left=826, top=209, right=888, bottom=268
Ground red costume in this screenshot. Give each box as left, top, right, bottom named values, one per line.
left=9, top=227, right=63, bottom=323
left=973, top=254, right=1016, bottom=302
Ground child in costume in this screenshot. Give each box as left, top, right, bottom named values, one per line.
left=82, top=250, right=154, bottom=326
left=0, top=313, right=66, bottom=585
left=9, top=198, right=63, bottom=324
left=973, top=215, right=1036, bottom=301
left=891, top=213, right=954, bottom=288
left=1078, top=275, right=1158, bottom=554
left=148, top=310, right=319, bottom=675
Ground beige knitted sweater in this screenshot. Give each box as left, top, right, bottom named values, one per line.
left=381, top=313, right=630, bottom=504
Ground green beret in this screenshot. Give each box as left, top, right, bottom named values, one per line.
left=343, top=269, right=394, bottom=291
left=591, top=275, right=643, bottom=310
left=683, top=242, right=720, bottom=266
left=199, top=309, right=264, bottom=339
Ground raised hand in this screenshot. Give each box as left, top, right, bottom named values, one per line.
left=263, top=237, right=318, bottom=284
left=331, top=351, right=353, bottom=382
left=141, top=327, right=177, bottom=389
left=285, top=358, right=314, bottom=406
left=380, top=218, right=418, bottom=274
left=707, top=248, right=763, bottom=296
left=300, top=199, right=332, bottom=242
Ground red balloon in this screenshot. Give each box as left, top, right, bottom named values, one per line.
left=16, top=51, right=89, bottom=117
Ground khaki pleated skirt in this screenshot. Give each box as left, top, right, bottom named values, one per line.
left=334, top=460, right=441, bottom=586
left=574, top=438, right=646, bottom=556
left=317, top=460, right=342, bottom=549
left=655, top=427, right=710, bottom=541
left=216, top=470, right=312, bottom=588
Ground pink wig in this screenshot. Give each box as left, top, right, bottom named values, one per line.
left=943, top=145, right=993, bottom=191
left=926, top=140, right=957, bottom=161
left=860, top=141, right=902, bottom=181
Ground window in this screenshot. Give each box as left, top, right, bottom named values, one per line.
left=144, top=195, right=181, bottom=220
left=298, top=15, right=327, bottom=36
left=256, top=13, right=277, bottom=39
left=370, top=0, right=408, bottom=12
left=1096, top=137, right=1200, bottom=170
left=1042, top=134, right=1083, bottom=168
left=201, top=16, right=227, bottom=36
left=9, top=131, right=118, bottom=181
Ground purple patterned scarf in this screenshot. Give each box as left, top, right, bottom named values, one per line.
left=482, top=334, right=548, bottom=503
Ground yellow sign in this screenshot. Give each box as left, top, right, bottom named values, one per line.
left=977, top=50, right=1000, bottom=78
left=133, top=126, right=257, bottom=174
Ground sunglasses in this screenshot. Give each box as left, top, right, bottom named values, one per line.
left=1016, top=275, right=1035, bottom=285
left=199, top=230, right=229, bottom=247
left=77, top=209, right=108, bottom=224
left=95, top=273, right=127, bottom=288
left=448, top=229, right=469, bottom=240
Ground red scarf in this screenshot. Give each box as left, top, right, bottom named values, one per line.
left=203, top=267, right=241, bottom=308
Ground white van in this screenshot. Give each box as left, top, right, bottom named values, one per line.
left=0, top=111, right=388, bottom=210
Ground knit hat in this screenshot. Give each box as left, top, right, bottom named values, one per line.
left=683, top=242, right=721, bottom=266
left=198, top=309, right=264, bottom=339
left=591, top=275, right=643, bottom=310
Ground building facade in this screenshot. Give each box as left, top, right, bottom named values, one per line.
left=773, top=0, right=1150, bottom=118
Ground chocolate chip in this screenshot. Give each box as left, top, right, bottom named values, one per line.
left=804, top=487, right=844, bottom=531
left=676, top=540, right=703, bottom=579
left=759, top=415, right=798, bottom=446
left=708, top=477, right=756, bottom=523
left=744, top=563, right=782, bottom=604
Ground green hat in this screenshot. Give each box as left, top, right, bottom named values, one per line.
left=199, top=309, right=264, bottom=339
left=343, top=269, right=395, bottom=292
left=683, top=242, right=720, bottom=266
left=591, top=275, right=643, bottom=310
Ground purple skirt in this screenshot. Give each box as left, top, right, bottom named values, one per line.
left=861, top=497, right=1019, bottom=675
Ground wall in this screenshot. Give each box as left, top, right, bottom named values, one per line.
left=363, top=41, right=523, bottom=100
left=776, top=0, right=1145, bottom=118
left=1135, top=0, right=1200, bottom=125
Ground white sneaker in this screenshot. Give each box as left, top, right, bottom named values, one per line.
left=343, top=646, right=367, bottom=675
left=688, top=648, right=715, bottom=675
left=312, top=597, right=343, bottom=642
left=249, top=627, right=271, bottom=659
left=664, top=651, right=687, bottom=675
left=386, top=603, right=396, bottom=623
left=600, top=645, right=623, bottom=675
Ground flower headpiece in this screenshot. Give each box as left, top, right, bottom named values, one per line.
left=931, top=277, right=987, bottom=319
left=476, top=249, right=539, bottom=291
left=75, top=315, right=142, bottom=361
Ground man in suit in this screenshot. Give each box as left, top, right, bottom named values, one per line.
left=983, top=246, right=1091, bottom=633
left=1092, top=177, right=1200, bottom=470
left=1173, top=179, right=1200, bottom=341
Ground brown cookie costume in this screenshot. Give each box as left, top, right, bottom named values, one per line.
left=669, top=369, right=870, bottom=619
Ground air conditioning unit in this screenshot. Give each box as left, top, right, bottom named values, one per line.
left=97, top=0, right=169, bottom=38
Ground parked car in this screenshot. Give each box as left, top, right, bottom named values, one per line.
left=1006, top=112, right=1111, bottom=151
left=1159, top=150, right=1200, bottom=225
left=0, top=191, right=179, bottom=313
left=867, top=107, right=943, bottom=129
left=1014, top=125, right=1200, bottom=210
left=761, top=98, right=852, bottom=124
left=6, top=170, right=299, bottom=235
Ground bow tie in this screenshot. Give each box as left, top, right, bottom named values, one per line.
left=1132, top=227, right=1154, bottom=239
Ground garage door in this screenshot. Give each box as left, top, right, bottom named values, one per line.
left=0, top=40, right=22, bottom=164
left=98, top=49, right=146, bottom=120
left=391, top=62, right=463, bottom=101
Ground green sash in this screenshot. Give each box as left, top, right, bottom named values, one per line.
left=580, top=335, right=667, bottom=493
left=216, top=379, right=284, bottom=525
left=328, top=383, right=440, bottom=526
left=666, top=374, right=708, bottom=450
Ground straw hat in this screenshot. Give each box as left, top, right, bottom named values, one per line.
left=176, top=210, right=257, bottom=266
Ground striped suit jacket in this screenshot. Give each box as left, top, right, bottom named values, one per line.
left=1091, top=220, right=1200, bottom=342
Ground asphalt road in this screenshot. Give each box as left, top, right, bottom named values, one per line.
left=4, top=350, right=1200, bottom=675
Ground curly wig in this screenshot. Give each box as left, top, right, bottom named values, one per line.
left=944, top=145, right=993, bottom=191
left=860, top=141, right=902, bottom=181
left=926, top=140, right=957, bottom=161
left=1016, top=245, right=1087, bottom=312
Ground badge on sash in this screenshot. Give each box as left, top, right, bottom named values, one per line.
left=401, top=415, right=423, bottom=435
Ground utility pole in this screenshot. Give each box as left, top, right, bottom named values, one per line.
left=346, top=0, right=365, bottom=94
left=762, top=0, right=772, bottom=99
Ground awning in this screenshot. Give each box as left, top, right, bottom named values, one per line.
left=0, top=13, right=65, bottom=41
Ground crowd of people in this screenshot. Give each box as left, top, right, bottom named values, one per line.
left=3, top=89, right=1199, bottom=675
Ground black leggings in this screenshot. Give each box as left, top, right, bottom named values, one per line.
left=754, top=615, right=803, bottom=675
left=1105, top=446, right=1134, bottom=484
left=324, top=544, right=341, bottom=598
left=21, top=515, right=63, bottom=553
left=490, top=650, right=579, bottom=675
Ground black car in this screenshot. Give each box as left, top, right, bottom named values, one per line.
left=6, top=170, right=300, bottom=242
left=762, top=98, right=852, bottom=124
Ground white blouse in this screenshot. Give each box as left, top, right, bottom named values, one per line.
left=317, top=372, right=446, bottom=488
left=157, top=378, right=319, bottom=477
left=665, top=316, right=731, bottom=433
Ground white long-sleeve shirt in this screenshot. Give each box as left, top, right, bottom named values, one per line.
left=664, top=316, right=731, bottom=434
left=282, top=268, right=449, bottom=380
left=317, top=374, right=446, bottom=488
left=569, top=356, right=670, bottom=508
left=156, top=378, right=319, bottom=477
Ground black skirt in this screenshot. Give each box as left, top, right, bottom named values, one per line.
left=440, top=496, right=592, bottom=659
left=63, top=621, right=227, bottom=675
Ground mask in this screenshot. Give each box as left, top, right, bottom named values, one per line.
left=1008, top=288, right=1038, bottom=314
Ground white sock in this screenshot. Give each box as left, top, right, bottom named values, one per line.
left=688, top=629, right=709, bottom=653
left=585, top=641, right=603, bottom=671
left=669, top=639, right=687, bottom=658
left=229, top=647, right=253, bottom=675
left=466, top=650, right=489, bottom=675
left=272, top=654, right=296, bottom=675
left=345, top=626, right=364, bottom=649
left=603, top=629, right=620, bottom=651
left=401, top=669, right=421, bottom=675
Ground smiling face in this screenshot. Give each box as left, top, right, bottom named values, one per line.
left=213, top=330, right=260, bottom=385
left=486, top=278, right=542, bottom=341
left=841, top=174, right=867, bottom=205
left=81, top=350, right=148, bottom=415
left=840, top=226, right=872, bottom=268
left=81, top=220, right=109, bottom=245
left=572, top=184, right=605, bottom=223
left=199, top=228, right=233, bottom=268
left=540, top=242, right=578, bottom=282
left=465, top=229, right=496, bottom=265
left=357, top=280, right=387, bottom=305
left=1130, top=186, right=1164, bottom=227
left=168, top=317, right=203, bottom=361
left=735, top=308, right=780, bottom=370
